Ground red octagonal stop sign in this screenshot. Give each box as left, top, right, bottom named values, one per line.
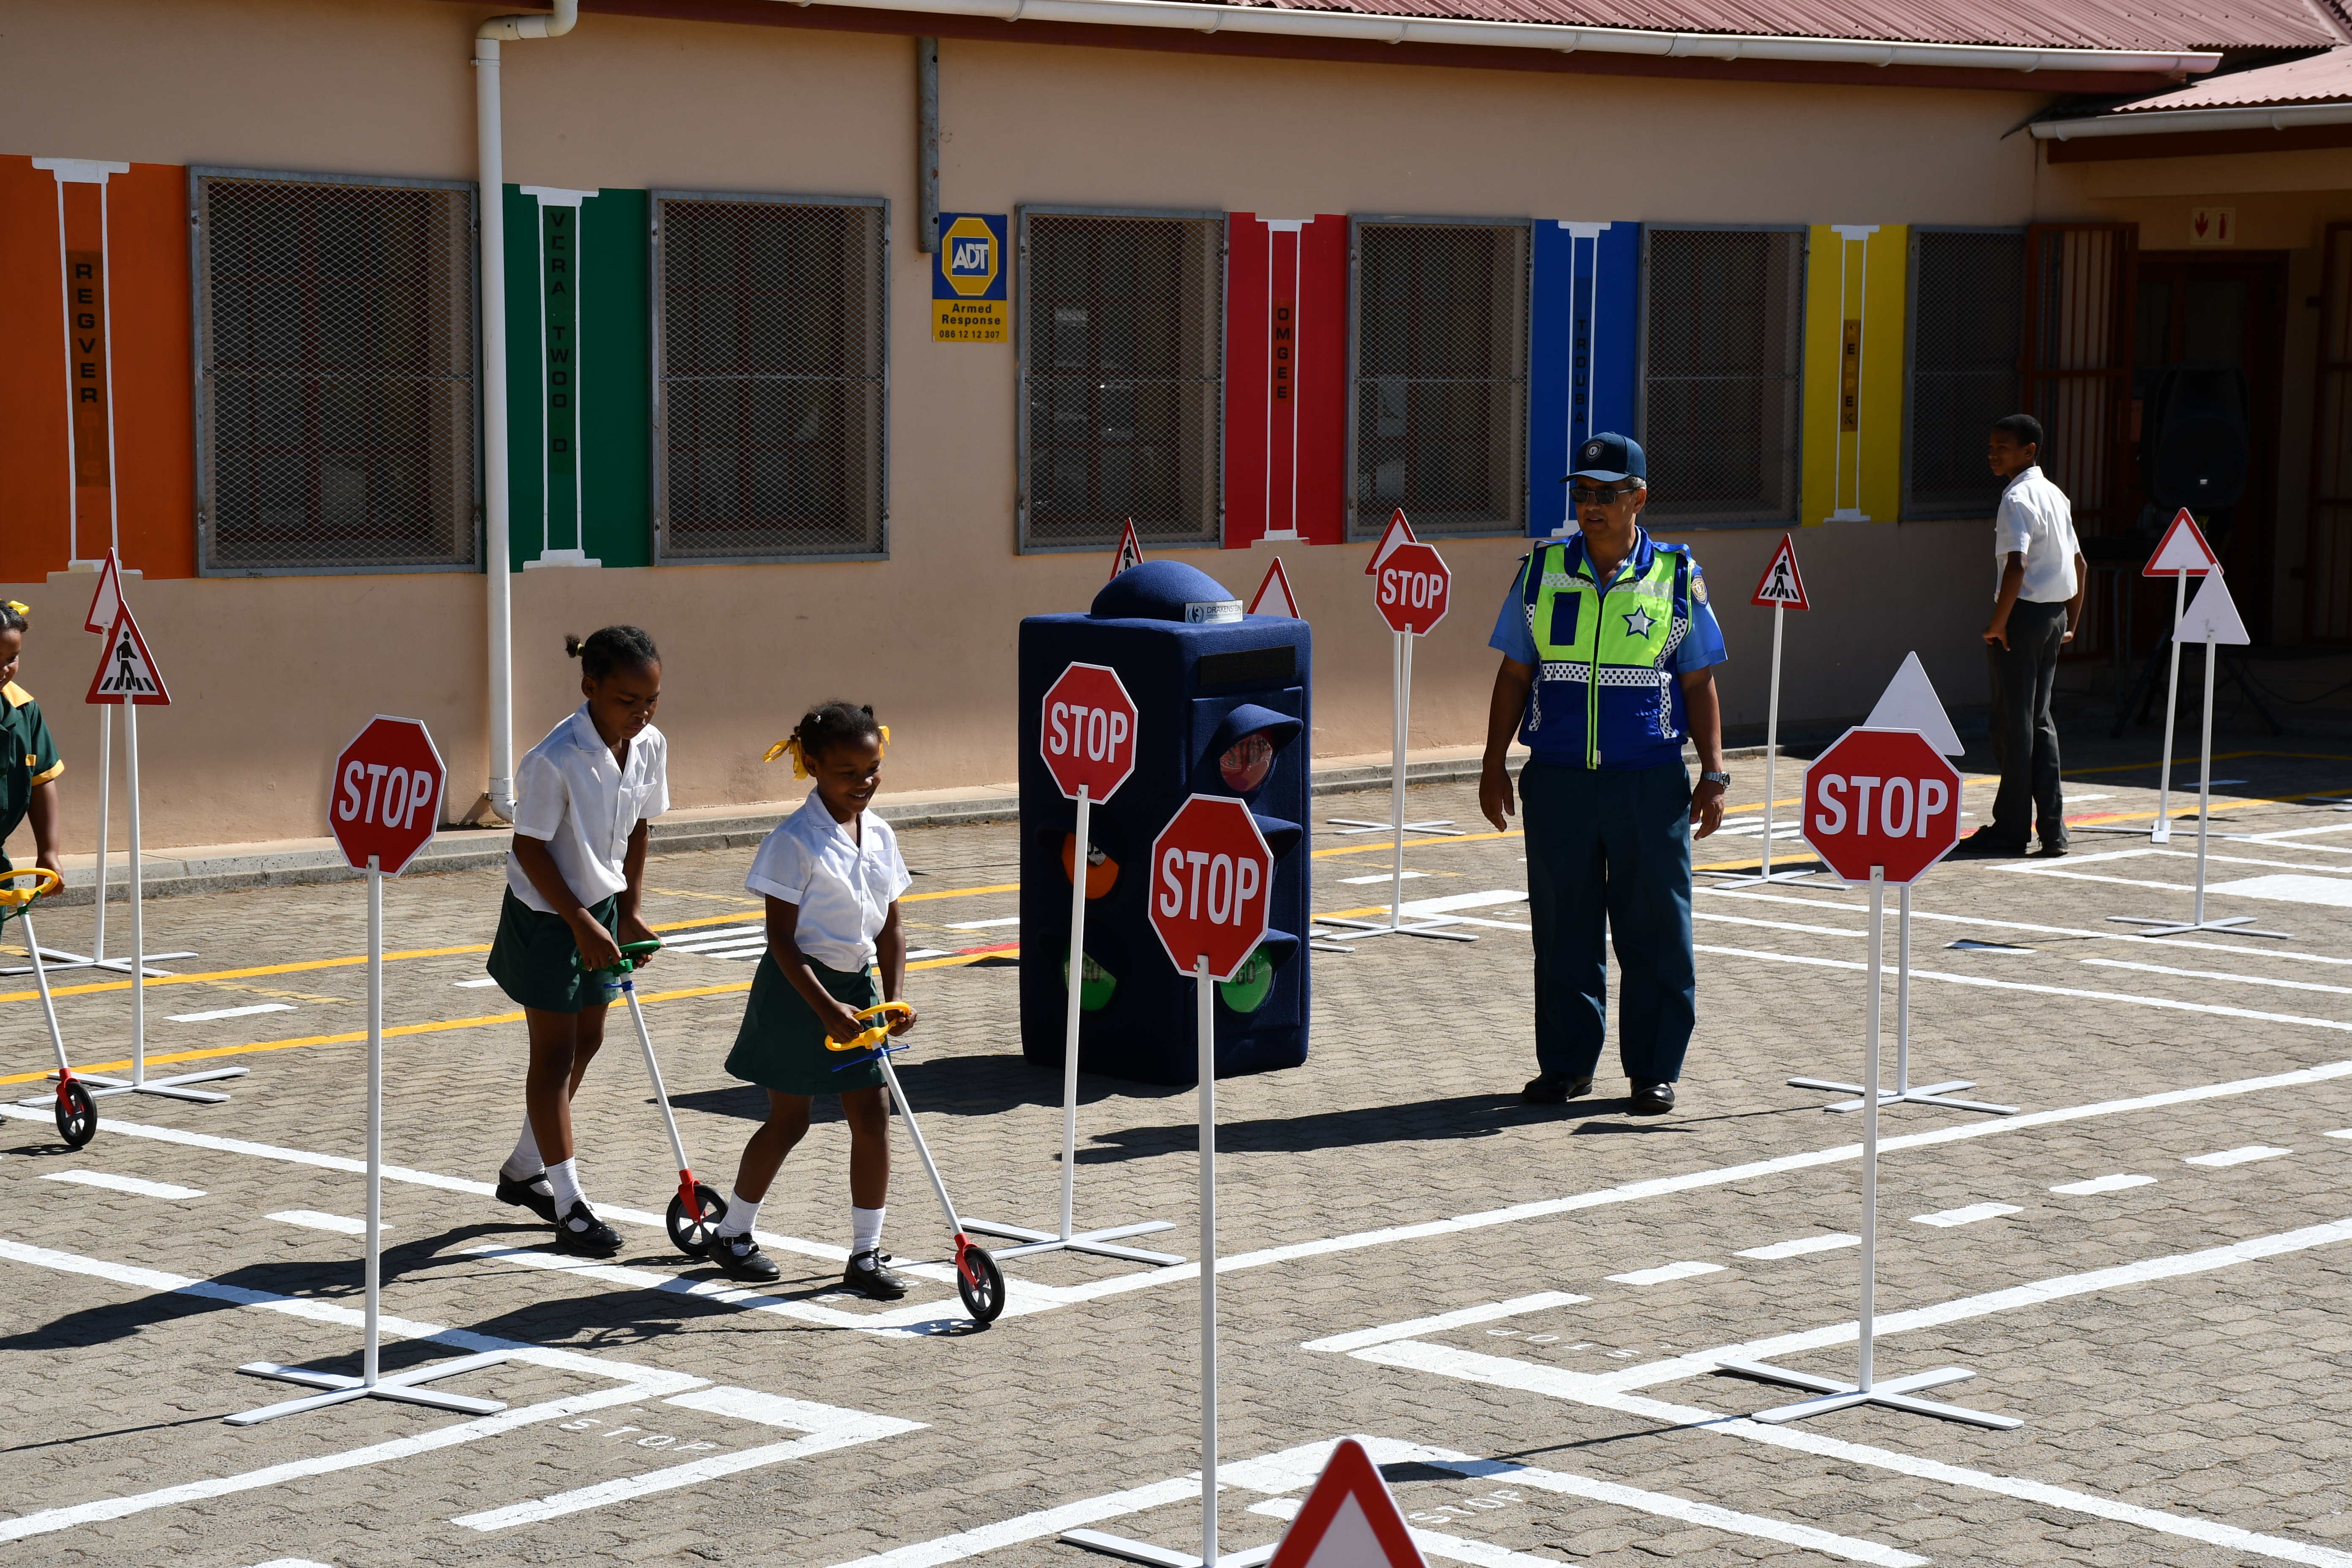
left=1802, top=727, right=1962, bottom=886
left=330, top=715, right=446, bottom=876
left=1149, top=795, right=1274, bottom=981
left=1373, top=541, right=1451, bottom=635
left=1040, top=662, right=1139, bottom=803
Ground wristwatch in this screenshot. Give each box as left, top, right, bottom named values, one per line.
left=1699, top=771, right=1732, bottom=788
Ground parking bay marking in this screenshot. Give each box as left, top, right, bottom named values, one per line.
left=38, top=1170, right=204, bottom=1200
left=2051, top=1174, right=2156, bottom=1195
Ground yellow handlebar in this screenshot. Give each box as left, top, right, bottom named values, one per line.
left=0, top=868, right=62, bottom=909
left=824, top=1000, right=915, bottom=1054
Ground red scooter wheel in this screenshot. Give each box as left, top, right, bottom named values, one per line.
left=55, top=1080, right=95, bottom=1149
left=668, top=1183, right=727, bottom=1257
left=956, top=1241, right=1004, bottom=1324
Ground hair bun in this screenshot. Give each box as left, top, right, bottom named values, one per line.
left=564, top=634, right=586, bottom=659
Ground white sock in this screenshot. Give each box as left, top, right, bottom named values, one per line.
left=851, top=1205, right=885, bottom=1258
left=545, top=1157, right=584, bottom=1215
left=716, top=1189, right=761, bottom=1239
left=501, top=1117, right=543, bottom=1182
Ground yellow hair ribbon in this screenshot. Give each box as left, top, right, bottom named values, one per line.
left=762, top=734, right=811, bottom=779
left=877, top=725, right=889, bottom=759
left=1, top=601, right=27, bottom=619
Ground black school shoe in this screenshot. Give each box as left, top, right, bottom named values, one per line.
left=553, top=1199, right=623, bottom=1257
left=1628, top=1081, right=1677, bottom=1115
left=707, top=1230, right=781, bottom=1282
left=841, top=1249, right=909, bottom=1300
left=496, top=1169, right=558, bottom=1223
left=1522, top=1073, right=1595, bottom=1105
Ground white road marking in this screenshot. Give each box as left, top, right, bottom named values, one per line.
left=2050, top=1174, right=2156, bottom=1195
left=945, top=917, right=1023, bottom=928
left=2208, top=874, right=2352, bottom=907
left=1399, top=890, right=1529, bottom=916
left=39, top=1170, right=203, bottom=1200
left=1606, top=1261, right=1725, bottom=1286
left=1300, top=1292, right=1588, bottom=1354
left=1911, top=1202, right=2021, bottom=1227
left=1694, top=911, right=1862, bottom=939
left=1735, top=1233, right=1860, bottom=1260
left=267, top=1209, right=376, bottom=1234
left=2328, top=1129, right=2352, bottom=1140
left=246, top=1560, right=336, bottom=1568
left=1339, top=871, right=1429, bottom=885
left=167, top=1003, right=295, bottom=1024
left=2185, top=1145, right=2293, bottom=1167
left=2083, top=958, right=2352, bottom=996
left=821, top=1477, right=1206, bottom=1568
left=453, top=977, right=502, bottom=988
left=1361, top=1341, right=2352, bottom=1568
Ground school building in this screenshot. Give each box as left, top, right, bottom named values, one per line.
left=2, top=0, right=2348, bottom=851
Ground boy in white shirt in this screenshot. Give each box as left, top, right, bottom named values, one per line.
left=1965, top=415, right=2088, bottom=858
left=705, top=702, right=918, bottom=1295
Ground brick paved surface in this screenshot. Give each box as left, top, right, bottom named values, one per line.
left=6, top=740, right=2352, bottom=1567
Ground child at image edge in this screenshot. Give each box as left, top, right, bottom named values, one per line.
left=704, top=701, right=917, bottom=1296
left=0, top=601, right=67, bottom=915
left=485, top=626, right=669, bottom=1255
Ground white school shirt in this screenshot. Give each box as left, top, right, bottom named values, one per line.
left=743, top=795, right=912, bottom=973
left=1993, top=465, right=2081, bottom=604
left=504, top=706, right=671, bottom=912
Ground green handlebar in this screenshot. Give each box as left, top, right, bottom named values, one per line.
left=575, top=937, right=665, bottom=975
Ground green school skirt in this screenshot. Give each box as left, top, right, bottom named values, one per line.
left=486, top=889, right=621, bottom=1014
left=725, top=953, right=886, bottom=1097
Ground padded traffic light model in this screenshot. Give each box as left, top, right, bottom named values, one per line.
left=1020, top=561, right=1312, bottom=1085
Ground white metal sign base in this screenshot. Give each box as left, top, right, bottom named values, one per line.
left=1327, top=816, right=1462, bottom=837
left=229, top=1351, right=510, bottom=1426
left=0, top=947, right=195, bottom=979
left=1314, top=914, right=1476, bottom=945
left=1697, top=865, right=1821, bottom=889
left=1332, top=632, right=1479, bottom=950
left=1061, top=1530, right=1275, bottom=1568
left=1719, top=1360, right=2021, bottom=1430
left=30, top=1064, right=247, bottom=1107
left=2106, top=913, right=2292, bottom=940
left=962, top=1219, right=1182, bottom=1266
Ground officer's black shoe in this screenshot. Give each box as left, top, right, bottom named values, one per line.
left=2035, top=840, right=2070, bottom=858
left=1628, top=1080, right=1677, bottom=1115
left=1954, top=828, right=2029, bottom=857
left=1522, top=1073, right=1594, bottom=1105
left=707, top=1230, right=781, bottom=1283
left=495, top=1169, right=558, bottom=1223
left=842, top=1249, right=909, bottom=1300
left=552, top=1199, right=623, bottom=1257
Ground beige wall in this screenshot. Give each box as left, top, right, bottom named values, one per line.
left=1, top=0, right=2056, bottom=851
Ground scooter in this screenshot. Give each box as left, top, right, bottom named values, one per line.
left=3, top=870, right=94, bottom=1148
left=828, top=1001, right=1005, bottom=1324
left=591, top=938, right=727, bottom=1257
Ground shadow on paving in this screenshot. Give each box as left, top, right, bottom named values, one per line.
left=668, top=1051, right=1190, bottom=1123
left=1071, top=1092, right=1693, bottom=1162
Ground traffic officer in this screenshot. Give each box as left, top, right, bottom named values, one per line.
left=1477, top=433, right=1729, bottom=1115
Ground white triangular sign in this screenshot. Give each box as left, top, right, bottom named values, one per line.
left=86, top=606, right=171, bottom=706
left=2180, top=569, right=2250, bottom=645
left=1863, top=652, right=1963, bottom=756
left=1269, top=1440, right=1429, bottom=1568
left=1108, top=520, right=1144, bottom=582
left=1249, top=557, right=1301, bottom=619
left=1750, top=534, right=1810, bottom=610
left=1364, top=509, right=1417, bottom=575
left=83, top=547, right=122, bottom=634
left=2144, top=510, right=2219, bottom=577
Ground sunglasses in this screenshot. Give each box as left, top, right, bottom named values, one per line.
left=1569, top=483, right=1641, bottom=506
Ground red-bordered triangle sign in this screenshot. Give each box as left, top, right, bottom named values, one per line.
left=1269, top=1440, right=1431, bottom=1568
left=2144, top=509, right=2219, bottom=577
left=1109, top=519, right=1146, bottom=582
left=1751, top=534, right=1810, bottom=610
left=1364, top=509, right=1418, bottom=575
left=87, top=606, right=170, bottom=706
left=1250, top=557, right=1301, bottom=619
left=83, top=547, right=123, bottom=634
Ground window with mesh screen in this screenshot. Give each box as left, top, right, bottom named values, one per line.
left=1018, top=209, right=1222, bottom=551
left=1638, top=228, right=1803, bottom=528
left=1906, top=229, right=2025, bottom=519
left=193, top=170, right=479, bottom=575
left=1348, top=220, right=1530, bottom=539
left=652, top=193, right=888, bottom=562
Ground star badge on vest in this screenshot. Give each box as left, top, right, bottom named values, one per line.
left=1691, top=566, right=1710, bottom=604
left=1622, top=606, right=1657, bottom=637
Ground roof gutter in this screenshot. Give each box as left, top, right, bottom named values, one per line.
left=772, top=0, right=2218, bottom=74
left=2033, top=100, right=2352, bottom=136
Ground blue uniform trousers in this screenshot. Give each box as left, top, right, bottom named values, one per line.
left=1521, top=758, right=1696, bottom=1083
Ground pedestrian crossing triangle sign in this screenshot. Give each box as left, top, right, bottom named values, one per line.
left=1750, top=533, right=1810, bottom=610
left=1250, top=556, right=1301, bottom=619
left=1364, top=509, right=1418, bottom=575
left=1109, top=519, right=1145, bottom=582
left=1268, top=1440, right=1430, bottom=1568
left=2144, top=509, right=2219, bottom=577
left=82, top=547, right=122, bottom=634
left=86, top=606, right=170, bottom=706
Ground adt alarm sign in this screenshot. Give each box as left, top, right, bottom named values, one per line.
left=1149, top=795, right=1275, bottom=982
left=933, top=212, right=1008, bottom=343
left=1802, top=727, right=1962, bottom=886
left=331, top=716, right=446, bottom=876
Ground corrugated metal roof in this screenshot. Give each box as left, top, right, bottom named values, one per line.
left=2112, top=41, right=2352, bottom=103
left=1224, top=0, right=2347, bottom=51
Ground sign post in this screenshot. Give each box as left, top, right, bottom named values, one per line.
left=964, top=664, right=1181, bottom=1266
left=1065, top=797, right=1274, bottom=1568
left=1320, top=513, right=1476, bottom=945
left=1724, top=724, right=2020, bottom=1431
left=1702, top=534, right=1813, bottom=886
left=233, top=716, right=510, bottom=1424
left=2144, top=512, right=2219, bottom=846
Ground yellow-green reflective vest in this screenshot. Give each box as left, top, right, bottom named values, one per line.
left=1519, top=539, right=1692, bottom=769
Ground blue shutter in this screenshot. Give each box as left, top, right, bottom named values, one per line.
left=1528, top=221, right=1640, bottom=537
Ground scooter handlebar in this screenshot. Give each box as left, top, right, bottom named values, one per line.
left=825, top=1001, right=916, bottom=1055
left=573, top=937, right=666, bottom=975
left=0, top=868, right=62, bottom=908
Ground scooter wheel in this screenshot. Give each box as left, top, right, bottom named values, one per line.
left=956, top=1243, right=1005, bottom=1325
left=668, top=1184, right=727, bottom=1257
left=55, top=1080, right=95, bottom=1149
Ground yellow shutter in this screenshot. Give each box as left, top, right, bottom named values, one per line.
left=1801, top=224, right=1908, bottom=525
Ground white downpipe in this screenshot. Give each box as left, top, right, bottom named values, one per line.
left=767, top=0, right=2214, bottom=75
left=474, top=0, right=579, bottom=822
left=2033, top=101, right=2352, bottom=139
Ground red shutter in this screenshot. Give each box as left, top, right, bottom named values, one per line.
left=1225, top=213, right=1345, bottom=546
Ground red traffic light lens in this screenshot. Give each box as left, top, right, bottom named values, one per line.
left=1219, top=731, right=1274, bottom=794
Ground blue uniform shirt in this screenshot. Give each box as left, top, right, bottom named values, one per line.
left=1488, top=528, right=1728, bottom=771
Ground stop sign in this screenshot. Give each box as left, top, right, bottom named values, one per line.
left=1040, top=662, right=1139, bottom=802
left=1149, top=795, right=1275, bottom=981
left=1802, top=727, right=1962, bottom=886
left=1373, top=541, right=1450, bottom=634
left=330, top=716, right=446, bottom=876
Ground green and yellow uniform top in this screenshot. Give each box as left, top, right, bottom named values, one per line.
left=0, top=681, right=64, bottom=869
